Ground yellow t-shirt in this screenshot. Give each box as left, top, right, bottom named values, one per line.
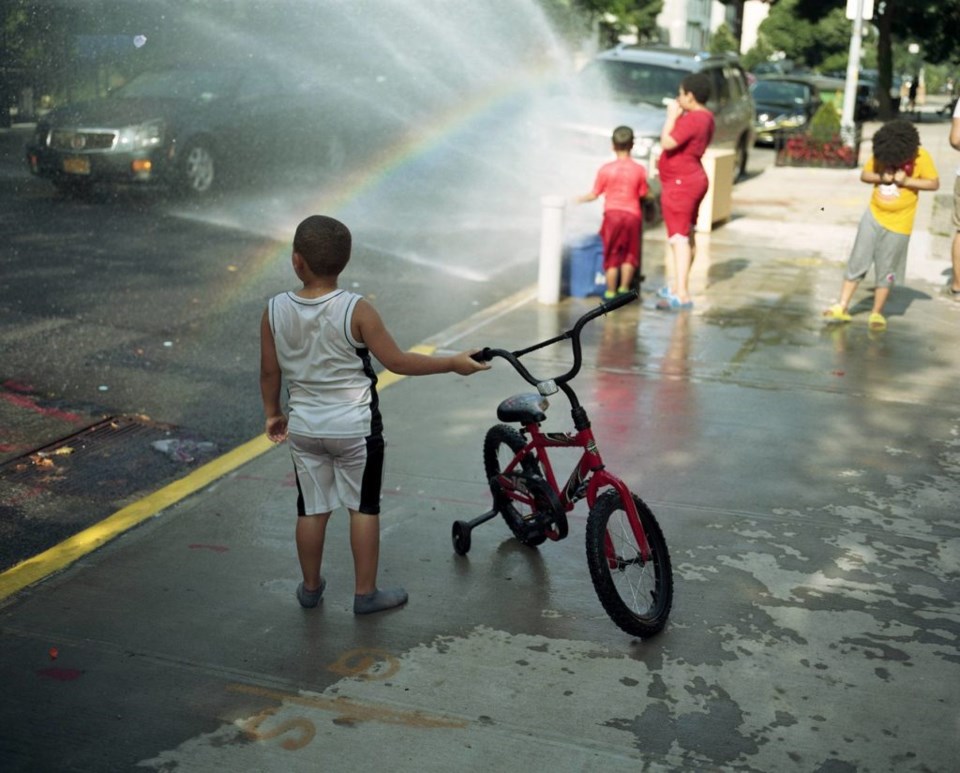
left=866, top=146, right=938, bottom=235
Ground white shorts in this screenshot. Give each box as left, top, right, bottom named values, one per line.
left=288, top=433, right=385, bottom=516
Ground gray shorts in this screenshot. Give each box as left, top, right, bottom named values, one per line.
left=845, top=209, right=910, bottom=286
left=288, top=433, right=385, bottom=516
left=953, top=175, right=960, bottom=230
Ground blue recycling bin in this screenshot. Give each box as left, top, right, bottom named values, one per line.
left=566, top=233, right=605, bottom=298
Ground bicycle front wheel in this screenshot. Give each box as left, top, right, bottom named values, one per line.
left=585, top=490, right=673, bottom=638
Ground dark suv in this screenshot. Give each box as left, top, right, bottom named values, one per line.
left=547, top=45, right=755, bottom=185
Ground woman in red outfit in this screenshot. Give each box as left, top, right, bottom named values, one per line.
left=657, top=73, right=715, bottom=309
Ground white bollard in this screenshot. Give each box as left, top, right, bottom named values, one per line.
left=538, top=195, right=566, bottom=305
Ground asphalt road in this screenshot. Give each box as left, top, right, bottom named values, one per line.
left=0, top=120, right=776, bottom=574
left=0, top=124, right=545, bottom=450
left=0, top=121, right=777, bottom=449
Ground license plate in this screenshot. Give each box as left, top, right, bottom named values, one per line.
left=63, top=156, right=90, bottom=175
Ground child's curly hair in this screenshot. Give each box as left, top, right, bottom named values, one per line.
left=871, top=119, right=920, bottom=168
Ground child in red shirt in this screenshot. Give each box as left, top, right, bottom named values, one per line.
left=576, top=125, right=650, bottom=298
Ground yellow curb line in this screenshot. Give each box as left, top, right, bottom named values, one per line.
left=0, top=344, right=438, bottom=602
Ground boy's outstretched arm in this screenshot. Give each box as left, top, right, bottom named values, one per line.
left=353, top=299, right=490, bottom=377
left=259, top=309, right=288, bottom=442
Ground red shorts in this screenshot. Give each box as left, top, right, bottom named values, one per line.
left=599, top=210, right=642, bottom=271
left=660, top=171, right=708, bottom=238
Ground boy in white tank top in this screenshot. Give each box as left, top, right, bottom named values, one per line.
left=260, top=215, right=489, bottom=614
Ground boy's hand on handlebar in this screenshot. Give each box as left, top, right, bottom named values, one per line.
left=455, top=350, right=491, bottom=375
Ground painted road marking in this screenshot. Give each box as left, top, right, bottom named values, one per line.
left=0, top=287, right=536, bottom=602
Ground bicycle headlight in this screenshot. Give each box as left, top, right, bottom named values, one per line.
left=537, top=380, right=558, bottom=396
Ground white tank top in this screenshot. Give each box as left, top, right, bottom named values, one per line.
left=268, top=289, right=381, bottom=438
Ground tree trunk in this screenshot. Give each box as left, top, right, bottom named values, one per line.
left=731, top=0, right=744, bottom=49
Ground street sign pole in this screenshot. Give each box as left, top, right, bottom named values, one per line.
left=841, top=0, right=867, bottom=147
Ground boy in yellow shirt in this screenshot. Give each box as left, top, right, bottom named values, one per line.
left=824, top=119, right=939, bottom=329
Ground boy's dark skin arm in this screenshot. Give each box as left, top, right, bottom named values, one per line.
left=259, top=310, right=288, bottom=442
left=352, top=300, right=490, bottom=376
left=861, top=167, right=939, bottom=191
left=258, top=297, right=490, bottom=443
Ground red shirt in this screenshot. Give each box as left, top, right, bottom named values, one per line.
left=658, top=109, right=715, bottom=179
left=591, top=157, right=649, bottom=217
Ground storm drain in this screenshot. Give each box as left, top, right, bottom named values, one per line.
left=0, top=416, right=219, bottom=573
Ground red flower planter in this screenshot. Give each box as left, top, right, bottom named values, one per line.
left=775, top=131, right=860, bottom=169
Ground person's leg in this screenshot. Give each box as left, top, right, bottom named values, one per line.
left=618, top=215, right=641, bottom=292
left=827, top=210, right=876, bottom=317
left=602, top=212, right=632, bottom=297
left=669, top=179, right=707, bottom=304
left=604, top=266, right=619, bottom=296
left=350, top=509, right=407, bottom=613
left=288, top=435, right=337, bottom=607
left=296, top=513, right=331, bottom=592
left=659, top=191, right=681, bottom=296
left=838, top=278, right=860, bottom=310
left=952, top=177, right=960, bottom=293
left=349, top=510, right=379, bottom=595
left=334, top=435, right=406, bottom=614
left=870, top=286, right=891, bottom=317
left=952, top=231, right=960, bottom=293
left=867, top=226, right=909, bottom=328
left=672, top=235, right=693, bottom=303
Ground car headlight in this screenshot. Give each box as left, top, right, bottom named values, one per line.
left=779, top=113, right=807, bottom=129
left=117, top=119, right=165, bottom=150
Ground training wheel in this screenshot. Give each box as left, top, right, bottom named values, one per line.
left=452, top=521, right=472, bottom=556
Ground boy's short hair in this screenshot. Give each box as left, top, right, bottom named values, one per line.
left=871, top=119, right=920, bottom=168
left=293, top=215, right=352, bottom=276
left=612, top=125, right=634, bottom=150
left=680, top=73, right=712, bottom=105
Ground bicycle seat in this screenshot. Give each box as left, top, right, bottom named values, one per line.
left=497, top=393, right=548, bottom=424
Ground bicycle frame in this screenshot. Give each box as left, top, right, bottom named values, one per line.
left=456, top=291, right=673, bottom=636
left=498, top=417, right=653, bottom=562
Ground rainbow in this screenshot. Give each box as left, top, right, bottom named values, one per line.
left=189, top=62, right=557, bottom=315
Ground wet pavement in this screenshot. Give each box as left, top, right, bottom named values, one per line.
left=1, top=112, right=959, bottom=772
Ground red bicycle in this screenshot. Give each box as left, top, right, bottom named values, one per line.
left=453, top=290, right=673, bottom=638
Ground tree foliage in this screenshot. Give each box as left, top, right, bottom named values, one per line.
left=754, top=0, right=855, bottom=70
left=791, top=0, right=960, bottom=117
left=709, top=23, right=738, bottom=55
left=564, top=0, right=663, bottom=45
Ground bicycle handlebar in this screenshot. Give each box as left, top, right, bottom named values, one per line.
left=470, top=289, right=638, bottom=389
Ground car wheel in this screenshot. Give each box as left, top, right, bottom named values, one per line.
left=179, top=141, right=216, bottom=195
left=735, top=135, right=749, bottom=181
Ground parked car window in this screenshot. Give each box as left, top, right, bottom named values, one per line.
left=727, top=67, right=744, bottom=101
left=709, top=68, right=730, bottom=109
left=577, top=59, right=683, bottom=107
left=117, top=69, right=237, bottom=101
left=239, top=70, right=281, bottom=101
left=752, top=80, right=811, bottom=105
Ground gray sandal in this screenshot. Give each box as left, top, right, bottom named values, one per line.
left=296, top=578, right=326, bottom=608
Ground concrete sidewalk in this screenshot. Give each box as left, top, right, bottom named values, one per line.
left=2, top=113, right=959, bottom=772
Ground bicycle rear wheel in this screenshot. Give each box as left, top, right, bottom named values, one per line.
left=483, top=424, right=547, bottom=547
left=585, top=490, right=672, bottom=638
